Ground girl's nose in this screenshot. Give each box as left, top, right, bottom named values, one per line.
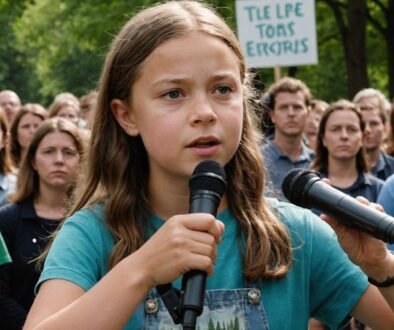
left=190, top=97, right=217, bottom=125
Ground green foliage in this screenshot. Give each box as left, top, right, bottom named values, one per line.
left=0, top=0, right=390, bottom=105
left=12, top=0, right=138, bottom=105
left=0, top=0, right=41, bottom=103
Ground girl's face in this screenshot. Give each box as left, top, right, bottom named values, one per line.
left=32, top=131, right=80, bottom=190
left=322, top=110, right=363, bottom=161
left=18, top=113, right=44, bottom=149
left=115, top=32, right=244, bottom=182
left=57, top=106, right=79, bottom=124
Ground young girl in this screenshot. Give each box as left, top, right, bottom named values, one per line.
left=25, top=1, right=394, bottom=329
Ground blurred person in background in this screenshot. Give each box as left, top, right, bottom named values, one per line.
left=378, top=173, right=394, bottom=217
left=10, top=104, right=48, bottom=168
left=48, top=97, right=80, bottom=126
left=0, top=107, right=17, bottom=207
left=385, top=102, right=394, bottom=157
left=53, top=92, right=79, bottom=104
left=0, top=118, right=84, bottom=330
left=354, top=88, right=394, bottom=180
left=0, top=90, right=21, bottom=124
left=304, top=99, right=329, bottom=152
left=78, top=90, right=98, bottom=129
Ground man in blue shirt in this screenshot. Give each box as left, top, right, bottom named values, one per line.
left=261, top=77, right=314, bottom=200
left=354, top=88, right=394, bottom=181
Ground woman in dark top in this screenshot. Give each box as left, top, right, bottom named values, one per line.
left=0, top=118, right=84, bottom=329
left=312, top=99, right=383, bottom=202
left=310, top=99, right=383, bottom=330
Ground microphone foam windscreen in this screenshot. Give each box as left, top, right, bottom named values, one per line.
left=189, top=160, right=227, bottom=197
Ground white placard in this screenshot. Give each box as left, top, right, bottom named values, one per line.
left=236, top=0, right=318, bottom=68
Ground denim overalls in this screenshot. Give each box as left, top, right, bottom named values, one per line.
left=142, top=282, right=270, bottom=329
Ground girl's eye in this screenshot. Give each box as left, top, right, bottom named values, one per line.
left=215, top=85, right=231, bottom=95
left=164, top=90, right=181, bottom=100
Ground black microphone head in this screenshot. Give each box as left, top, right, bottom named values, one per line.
left=282, top=169, right=320, bottom=207
left=189, top=160, right=227, bottom=198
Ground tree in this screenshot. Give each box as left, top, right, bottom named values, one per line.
left=321, top=0, right=368, bottom=99
left=234, top=317, right=240, bottom=330
left=367, top=0, right=394, bottom=99
left=215, top=320, right=221, bottom=330
left=0, top=0, right=40, bottom=103
left=1, top=0, right=389, bottom=104
left=208, top=318, right=215, bottom=330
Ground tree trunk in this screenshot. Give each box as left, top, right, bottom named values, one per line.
left=322, top=0, right=369, bottom=99
left=387, top=0, right=394, bottom=100
left=346, top=0, right=369, bottom=99
left=287, top=66, right=298, bottom=77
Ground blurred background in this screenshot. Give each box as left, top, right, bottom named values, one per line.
left=0, top=0, right=392, bottom=106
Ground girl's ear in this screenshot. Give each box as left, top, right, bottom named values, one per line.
left=111, top=99, right=139, bottom=136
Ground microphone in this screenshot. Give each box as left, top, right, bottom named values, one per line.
left=282, top=169, right=394, bottom=243
left=181, top=160, right=227, bottom=329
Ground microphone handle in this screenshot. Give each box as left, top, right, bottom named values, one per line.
left=306, top=180, right=394, bottom=243
left=181, top=191, right=221, bottom=329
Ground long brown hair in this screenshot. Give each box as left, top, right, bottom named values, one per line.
left=67, top=0, right=291, bottom=280
left=0, top=107, right=14, bottom=174
left=10, top=118, right=84, bottom=203
left=312, top=99, right=369, bottom=173
left=10, top=103, right=48, bottom=167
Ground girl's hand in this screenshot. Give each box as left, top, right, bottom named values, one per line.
left=131, top=213, right=224, bottom=289
left=321, top=196, right=394, bottom=279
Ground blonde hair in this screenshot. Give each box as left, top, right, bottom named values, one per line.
left=48, top=99, right=80, bottom=119
left=353, top=88, right=390, bottom=124
left=66, top=0, right=291, bottom=280
left=310, top=99, right=329, bottom=115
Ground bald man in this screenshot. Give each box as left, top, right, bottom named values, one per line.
left=0, top=90, right=21, bottom=123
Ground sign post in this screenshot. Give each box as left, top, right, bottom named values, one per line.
left=236, top=0, right=318, bottom=70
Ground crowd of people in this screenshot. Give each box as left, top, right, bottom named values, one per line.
left=259, top=77, right=394, bottom=330
left=0, top=89, right=94, bottom=329
left=1, top=1, right=394, bottom=329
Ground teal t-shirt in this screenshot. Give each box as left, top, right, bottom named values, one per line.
left=0, top=232, right=11, bottom=265
left=37, top=199, right=367, bottom=329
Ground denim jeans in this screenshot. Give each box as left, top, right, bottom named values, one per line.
left=143, top=286, right=270, bottom=330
